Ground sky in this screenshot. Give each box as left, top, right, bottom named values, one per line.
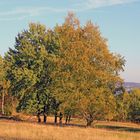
left=0, top=0, right=140, bottom=82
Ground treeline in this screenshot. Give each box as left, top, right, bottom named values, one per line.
left=0, top=13, right=139, bottom=126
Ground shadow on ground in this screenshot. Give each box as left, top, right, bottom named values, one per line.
left=0, top=115, right=86, bottom=128
left=0, top=116, right=22, bottom=121
left=0, top=136, right=32, bottom=140
left=1, top=116, right=140, bottom=132
left=95, top=125, right=140, bottom=133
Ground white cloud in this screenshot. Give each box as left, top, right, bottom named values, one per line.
left=0, top=0, right=138, bottom=21
left=84, top=0, right=138, bottom=9
left=0, top=6, right=75, bottom=21
left=0, top=7, right=66, bottom=18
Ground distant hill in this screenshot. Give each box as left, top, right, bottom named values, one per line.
left=124, top=82, right=140, bottom=92
left=124, top=82, right=140, bottom=88
left=112, top=82, right=140, bottom=94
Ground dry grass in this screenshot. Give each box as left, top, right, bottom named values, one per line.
left=0, top=120, right=140, bottom=140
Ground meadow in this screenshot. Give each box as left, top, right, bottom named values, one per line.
left=0, top=118, right=140, bottom=140
left=0, top=12, right=140, bottom=140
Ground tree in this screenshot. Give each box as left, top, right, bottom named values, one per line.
left=128, top=89, right=140, bottom=121
left=6, top=23, right=57, bottom=123
left=0, top=56, right=10, bottom=115
left=51, top=13, right=125, bottom=126
left=5, top=13, right=125, bottom=126
left=0, top=56, right=5, bottom=115
left=60, top=94, right=79, bottom=124
left=115, top=92, right=130, bottom=121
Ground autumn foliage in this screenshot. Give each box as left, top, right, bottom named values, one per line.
left=1, top=13, right=139, bottom=126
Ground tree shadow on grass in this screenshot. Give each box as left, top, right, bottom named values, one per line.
left=96, top=125, right=140, bottom=133
left=0, top=136, right=31, bottom=140
left=0, top=115, right=86, bottom=128
left=1, top=115, right=140, bottom=132
left=39, top=122, right=86, bottom=128
left=0, top=115, right=22, bottom=121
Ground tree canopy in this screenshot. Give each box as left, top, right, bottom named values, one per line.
left=0, top=13, right=132, bottom=126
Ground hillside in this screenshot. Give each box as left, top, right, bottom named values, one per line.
left=124, top=82, right=140, bottom=92
left=124, top=82, right=140, bottom=88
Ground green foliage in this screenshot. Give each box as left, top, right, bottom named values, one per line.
left=6, top=23, right=57, bottom=118
left=3, top=13, right=127, bottom=126
left=115, top=89, right=140, bottom=122
left=128, top=89, right=140, bottom=121
left=3, top=98, right=13, bottom=116
left=115, top=92, right=130, bottom=121
left=0, top=55, right=11, bottom=115
left=0, top=56, right=5, bottom=84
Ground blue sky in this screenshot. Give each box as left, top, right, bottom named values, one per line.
left=0, top=0, right=140, bottom=82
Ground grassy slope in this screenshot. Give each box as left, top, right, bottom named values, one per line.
left=0, top=120, right=140, bottom=140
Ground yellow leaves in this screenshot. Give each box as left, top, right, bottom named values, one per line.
left=52, top=14, right=125, bottom=107
left=0, top=80, right=10, bottom=90
left=0, top=56, right=10, bottom=97
left=64, top=12, right=80, bottom=29
left=29, top=23, right=46, bottom=36
left=0, top=56, right=4, bottom=81
left=132, top=88, right=140, bottom=96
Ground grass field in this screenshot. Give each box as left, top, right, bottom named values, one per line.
left=0, top=119, right=140, bottom=140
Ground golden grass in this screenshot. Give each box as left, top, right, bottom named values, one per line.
left=0, top=120, right=140, bottom=140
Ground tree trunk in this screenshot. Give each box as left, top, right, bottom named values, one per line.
left=43, top=106, right=47, bottom=123
left=37, top=113, right=41, bottom=123
left=1, top=91, right=4, bottom=115
left=86, top=115, right=93, bottom=127
left=65, top=115, right=68, bottom=124
left=36, top=93, right=41, bottom=123
left=54, top=112, right=58, bottom=124
left=59, top=112, right=63, bottom=125
left=86, top=119, right=93, bottom=127
left=65, top=115, right=71, bottom=124
left=68, top=115, right=71, bottom=124
left=43, top=114, right=47, bottom=123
